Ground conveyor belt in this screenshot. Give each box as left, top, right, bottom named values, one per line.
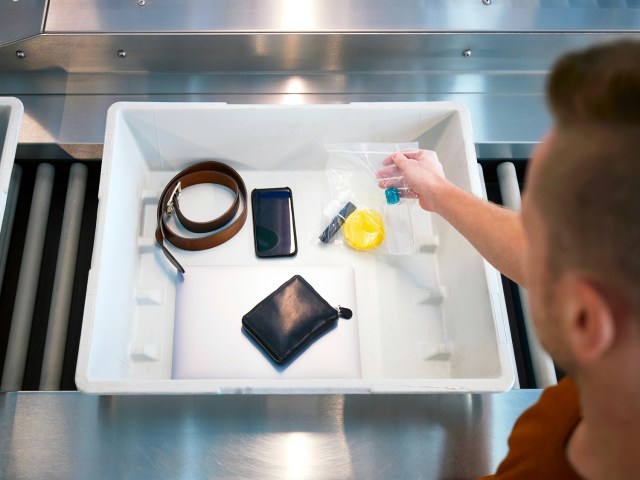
left=0, top=160, right=99, bottom=391
left=0, top=158, right=548, bottom=391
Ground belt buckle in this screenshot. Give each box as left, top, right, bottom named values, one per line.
left=165, top=182, right=182, bottom=216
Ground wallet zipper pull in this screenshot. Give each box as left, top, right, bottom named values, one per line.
left=336, top=305, right=353, bottom=319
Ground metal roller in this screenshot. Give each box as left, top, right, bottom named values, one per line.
left=497, top=162, right=557, bottom=388
left=40, top=163, right=88, bottom=391
left=1, top=163, right=55, bottom=391
left=478, top=163, right=521, bottom=389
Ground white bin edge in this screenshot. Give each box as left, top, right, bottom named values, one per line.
left=77, top=101, right=516, bottom=395
left=0, top=97, right=24, bottom=227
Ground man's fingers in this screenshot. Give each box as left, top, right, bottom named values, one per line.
left=399, top=188, right=419, bottom=199
left=383, top=149, right=435, bottom=166
left=400, top=148, right=421, bottom=156
left=377, top=177, right=416, bottom=195
left=382, top=152, right=410, bottom=167
left=376, top=167, right=404, bottom=189
left=376, top=165, right=405, bottom=182
left=401, top=149, right=437, bottom=162
left=400, top=150, right=424, bottom=160
left=376, top=166, right=401, bottom=178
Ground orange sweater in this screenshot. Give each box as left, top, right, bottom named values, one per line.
left=482, top=377, right=582, bottom=479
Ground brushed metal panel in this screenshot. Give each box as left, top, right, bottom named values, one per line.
left=0, top=0, right=46, bottom=48
left=0, top=390, right=542, bottom=479
left=0, top=72, right=547, bottom=96
left=1, top=32, right=637, bottom=74
left=45, top=0, right=640, bottom=33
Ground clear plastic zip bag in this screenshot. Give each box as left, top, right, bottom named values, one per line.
left=319, top=142, right=418, bottom=254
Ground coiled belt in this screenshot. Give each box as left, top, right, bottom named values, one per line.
left=155, top=161, right=248, bottom=273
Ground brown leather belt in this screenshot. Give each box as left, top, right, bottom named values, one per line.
left=155, top=161, right=248, bottom=274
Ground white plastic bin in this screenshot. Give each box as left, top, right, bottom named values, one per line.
left=0, top=98, right=23, bottom=227
left=77, top=102, right=515, bottom=394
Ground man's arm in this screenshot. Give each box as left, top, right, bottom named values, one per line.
left=379, top=150, right=527, bottom=286
left=431, top=181, right=526, bottom=286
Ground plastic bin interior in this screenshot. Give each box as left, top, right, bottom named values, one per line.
left=78, top=102, right=515, bottom=394
left=0, top=98, right=23, bottom=226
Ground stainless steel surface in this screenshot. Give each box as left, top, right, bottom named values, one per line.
left=0, top=71, right=549, bottom=96
left=0, top=0, right=46, bottom=48
left=44, top=0, right=640, bottom=33
left=1, top=30, right=637, bottom=156
left=1, top=3, right=638, bottom=157
left=1, top=32, right=632, bottom=73
left=497, top=162, right=557, bottom=388
left=0, top=390, right=541, bottom=479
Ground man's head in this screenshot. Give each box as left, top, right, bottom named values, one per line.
left=521, top=40, right=640, bottom=376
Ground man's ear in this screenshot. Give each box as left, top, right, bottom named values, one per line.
left=560, top=273, right=616, bottom=363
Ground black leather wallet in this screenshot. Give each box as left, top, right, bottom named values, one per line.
left=242, top=275, right=352, bottom=365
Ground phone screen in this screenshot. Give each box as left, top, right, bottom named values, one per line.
left=251, top=188, right=298, bottom=258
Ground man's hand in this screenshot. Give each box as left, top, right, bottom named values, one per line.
left=376, top=149, right=449, bottom=212
left=377, top=149, right=527, bottom=286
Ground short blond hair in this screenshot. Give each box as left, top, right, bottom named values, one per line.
left=547, top=39, right=640, bottom=126
left=535, top=40, right=640, bottom=313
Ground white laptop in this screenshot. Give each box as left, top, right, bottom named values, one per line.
left=172, top=265, right=361, bottom=379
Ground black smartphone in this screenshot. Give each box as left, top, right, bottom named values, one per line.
left=251, top=187, right=298, bottom=258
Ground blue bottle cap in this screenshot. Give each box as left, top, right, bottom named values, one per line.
left=385, top=187, right=400, bottom=205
